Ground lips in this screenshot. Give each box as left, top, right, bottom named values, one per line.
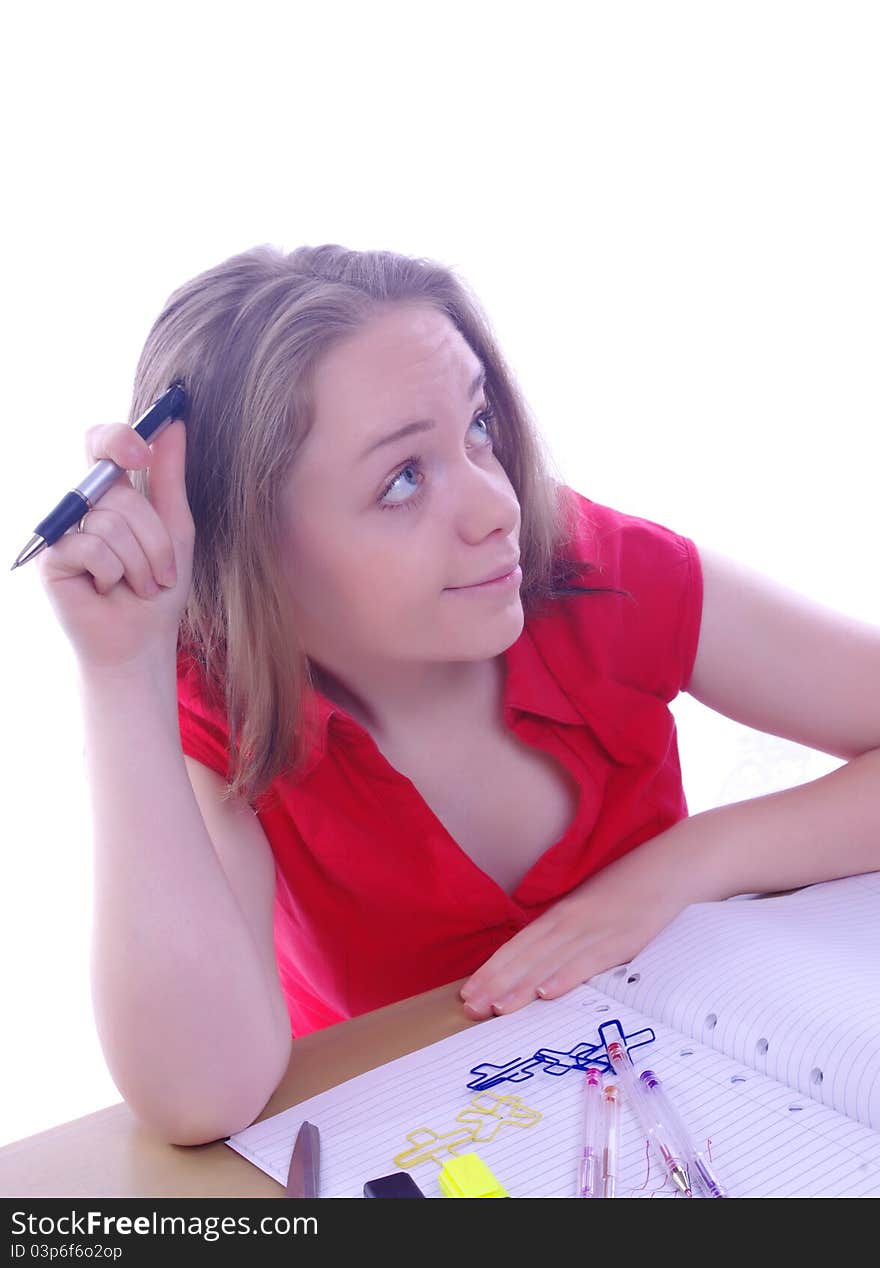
left=453, top=559, right=520, bottom=588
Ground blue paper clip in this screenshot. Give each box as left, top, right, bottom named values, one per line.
left=468, top=1021, right=655, bottom=1091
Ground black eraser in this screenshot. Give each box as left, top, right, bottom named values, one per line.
left=363, top=1172, right=426, bottom=1198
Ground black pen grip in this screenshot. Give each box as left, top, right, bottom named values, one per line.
left=34, top=490, right=91, bottom=548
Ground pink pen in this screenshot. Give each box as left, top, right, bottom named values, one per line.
left=578, top=1067, right=604, bottom=1197
left=606, top=1039, right=692, bottom=1197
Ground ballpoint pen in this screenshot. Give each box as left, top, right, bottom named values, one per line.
left=10, top=382, right=187, bottom=572
left=605, top=1038, right=692, bottom=1196
left=640, top=1069, right=729, bottom=1198
left=578, top=1067, right=604, bottom=1198
left=601, top=1082, right=620, bottom=1198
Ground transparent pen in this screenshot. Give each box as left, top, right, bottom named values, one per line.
left=578, top=1067, right=604, bottom=1197
left=605, top=1039, right=692, bottom=1196
left=640, top=1070, right=729, bottom=1198
left=601, top=1083, right=620, bottom=1198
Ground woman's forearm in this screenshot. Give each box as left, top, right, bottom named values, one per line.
left=644, top=745, right=880, bottom=904
left=80, top=656, right=291, bottom=1145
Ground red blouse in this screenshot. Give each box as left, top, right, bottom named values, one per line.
left=176, top=487, right=703, bottom=1037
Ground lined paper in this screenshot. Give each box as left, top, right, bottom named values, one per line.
left=591, top=872, right=880, bottom=1130
left=227, top=983, right=880, bottom=1197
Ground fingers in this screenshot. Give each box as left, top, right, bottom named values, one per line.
left=459, top=917, right=549, bottom=1001
left=462, top=927, right=585, bottom=1020
left=40, top=422, right=184, bottom=599
left=84, top=419, right=192, bottom=542
left=462, top=957, right=551, bottom=1020
left=83, top=419, right=191, bottom=582
left=459, top=909, right=573, bottom=997
left=73, top=493, right=177, bottom=598
left=530, top=949, right=608, bottom=1002
left=85, top=422, right=152, bottom=471
left=460, top=916, right=631, bottom=1019
left=141, top=419, right=193, bottom=541
left=462, top=954, right=588, bottom=1020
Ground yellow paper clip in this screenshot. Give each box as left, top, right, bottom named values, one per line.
left=438, top=1152, right=509, bottom=1198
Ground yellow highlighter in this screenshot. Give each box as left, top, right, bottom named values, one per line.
left=438, top=1153, right=509, bottom=1198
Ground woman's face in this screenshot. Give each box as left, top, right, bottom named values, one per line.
left=278, top=302, right=523, bottom=687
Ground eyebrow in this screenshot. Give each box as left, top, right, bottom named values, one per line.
left=357, top=365, right=487, bottom=463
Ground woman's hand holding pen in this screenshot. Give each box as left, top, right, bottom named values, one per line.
left=459, top=821, right=715, bottom=1020
left=36, top=419, right=194, bottom=674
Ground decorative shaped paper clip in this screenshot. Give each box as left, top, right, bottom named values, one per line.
left=467, top=1021, right=655, bottom=1091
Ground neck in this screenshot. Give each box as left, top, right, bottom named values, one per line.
left=310, top=654, right=506, bottom=746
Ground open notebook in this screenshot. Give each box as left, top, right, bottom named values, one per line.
left=227, top=871, right=880, bottom=1197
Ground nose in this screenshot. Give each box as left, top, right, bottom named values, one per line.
left=450, top=448, right=520, bottom=544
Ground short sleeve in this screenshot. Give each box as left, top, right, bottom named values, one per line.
left=176, top=649, right=232, bottom=779
left=675, top=533, right=703, bottom=695
left=560, top=489, right=704, bottom=703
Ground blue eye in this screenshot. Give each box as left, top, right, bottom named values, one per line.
left=377, top=407, right=496, bottom=512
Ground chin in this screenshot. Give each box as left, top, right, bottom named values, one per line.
left=451, top=605, right=525, bottom=657
left=502, top=605, right=526, bottom=646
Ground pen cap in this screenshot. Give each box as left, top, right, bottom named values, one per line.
left=363, top=1172, right=426, bottom=1198
left=168, top=382, right=187, bottom=413
left=605, top=1040, right=637, bottom=1081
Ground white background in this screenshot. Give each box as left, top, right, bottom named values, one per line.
left=1, top=1, right=877, bottom=1148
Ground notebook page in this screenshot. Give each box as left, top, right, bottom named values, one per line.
left=226, top=983, right=880, bottom=1197
left=590, top=872, right=880, bottom=1129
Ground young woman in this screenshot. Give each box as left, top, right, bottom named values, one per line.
left=37, top=243, right=880, bottom=1145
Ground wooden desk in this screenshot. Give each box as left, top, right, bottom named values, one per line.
left=0, top=980, right=480, bottom=1198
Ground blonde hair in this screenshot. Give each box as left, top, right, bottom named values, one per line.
left=129, top=243, right=624, bottom=805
